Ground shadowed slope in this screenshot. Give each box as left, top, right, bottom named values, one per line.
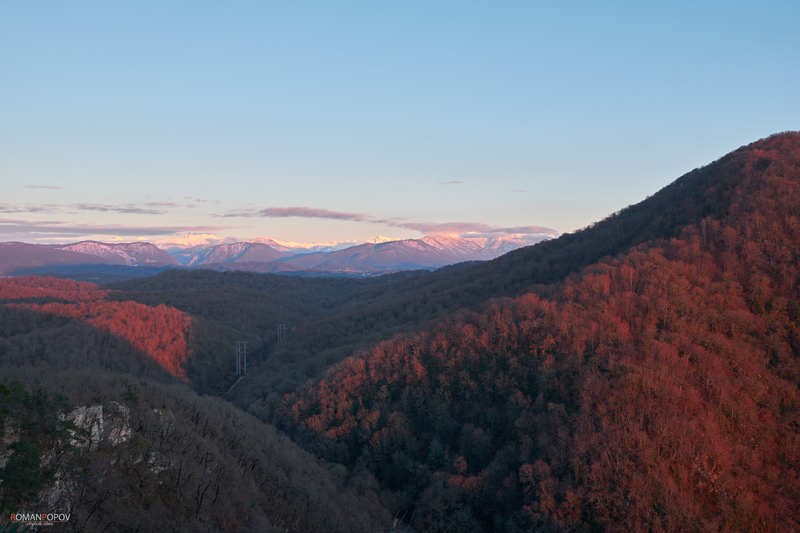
left=0, top=370, right=400, bottom=532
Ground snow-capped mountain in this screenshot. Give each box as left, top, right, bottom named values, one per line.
left=0, top=231, right=557, bottom=276
left=57, top=241, right=178, bottom=266
left=248, top=237, right=361, bottom=254
left=169, top=242, right=286, bottom=266
left=0, top=240, right=176, bottom=274
left=420, top=233, right=555, bottom=260
left=220, top=232, right=557, bottom=274
left=0, top=242, right=110, bottom=275
left=168, top=239, right=378, bottom=266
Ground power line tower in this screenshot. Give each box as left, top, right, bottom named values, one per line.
left=276, top=303, right=288, bottom=345
left=234, top=341, right=248, bottom=376
left=276, top=323, right=288, bottom=344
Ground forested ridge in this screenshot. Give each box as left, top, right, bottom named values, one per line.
left=282, top=132, right=800, bottom=531
left=0, top=277, right=191, bottom=378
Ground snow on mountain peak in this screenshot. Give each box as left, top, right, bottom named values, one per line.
left=57, top=241, right=177, bottom=266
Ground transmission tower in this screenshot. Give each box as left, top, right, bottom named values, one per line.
left=276, top=323, right=288, bottom=344
left=234, top=341, right=248, bottom=376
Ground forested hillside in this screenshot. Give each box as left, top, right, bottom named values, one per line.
left=110, top=135, right=800, bottom=403
left=0, top=370, right=397, bottom=532
left=284, top=132, right=800, bottom=531
left=0, top=277, right=191, bottom=378
left=0, top=280, right=400, bottom=532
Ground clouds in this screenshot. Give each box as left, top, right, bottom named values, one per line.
left=0, top=217, right=225, bottom=240
left=441, top=180, right=464, bottom=185
left=0, top=202, right=196, bottom=216
left=221, top=205, right=557, bottom=239
left=0, top=204, right=56, bottom=214
left=73, top=203, right=166, bottom=215
left=223, top=206, right=367, bottom=221
left=143, top=201, right=184, bottom=208
left=260, top=207, right=368, bottom=221
left=2, top=193, right=557, bottom=244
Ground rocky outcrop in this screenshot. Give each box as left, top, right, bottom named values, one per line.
left=0, top=422, right=20, bottom=469
left=63, top=401, right=131, bottom=450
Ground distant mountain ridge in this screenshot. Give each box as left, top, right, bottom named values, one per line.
left=0, top=240, right=177, bottom=274
left=178, top=232, right=556, bottom=273
left=169, top=242, right=287, bottom=266
left=0, top=232, right=557, bottom=275
left=58, top=240, right=177, bottom=266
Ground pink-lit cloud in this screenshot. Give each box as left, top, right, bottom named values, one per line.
left=224, top=206, right=367, bottom=221
left=0, top=218, right=226, bottom=239
left=143, top=201, right=184, bottom=208
left=0, top=204, right=58, bottom=214
left=220, top=205, right=556, bottom=238
left=73, top=203, right=166, bottom=215
left=0, top=202, right=195, bottom=216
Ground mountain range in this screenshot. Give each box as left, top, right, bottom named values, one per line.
left=1, top=132, right=798, bottom=532
left=0, top=232, right=557, bottom=276
left=0, top=241, right=177, bottom=274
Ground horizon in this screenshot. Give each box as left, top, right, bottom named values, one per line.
left=1, top=228, right=560, bottom=251
left=3, top=3, right=798, bottom=245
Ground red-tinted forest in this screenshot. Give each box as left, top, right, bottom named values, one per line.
left=0, top=276, right=108, bottom=301
left=286, top=134, right=800, bottom=531
left=0, top=277, right=191, bottom=378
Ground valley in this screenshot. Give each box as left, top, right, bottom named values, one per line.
left=2, top=133, right=799, bottom=531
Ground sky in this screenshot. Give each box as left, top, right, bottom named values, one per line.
left=2, top=2, right=798, bottom=247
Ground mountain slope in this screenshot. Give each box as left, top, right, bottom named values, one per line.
left=0, top=241, right=177, bottom=275
left=57, top=241, right=178, bottom=266
left=220, top=233, right=555, bottom=274
left=0, top=242, right=118, bottom=274
left=0, top=277, right=401, bottom=532
left=171, top=242, right=287, bottom=266
left=0, top=370, right=398, bottom=532
left=284, top=132, right=800, bottom=531
left=3, top=233, right=554, bottom=276
left=269, top=239, right=461, bottom=272
left=0, top=277, right=192, bottom=379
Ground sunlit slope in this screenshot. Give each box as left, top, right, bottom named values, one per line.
left=286, top=132, right=800, bottom=531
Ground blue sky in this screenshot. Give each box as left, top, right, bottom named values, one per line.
left=2, top=2, right=798, bottom=245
